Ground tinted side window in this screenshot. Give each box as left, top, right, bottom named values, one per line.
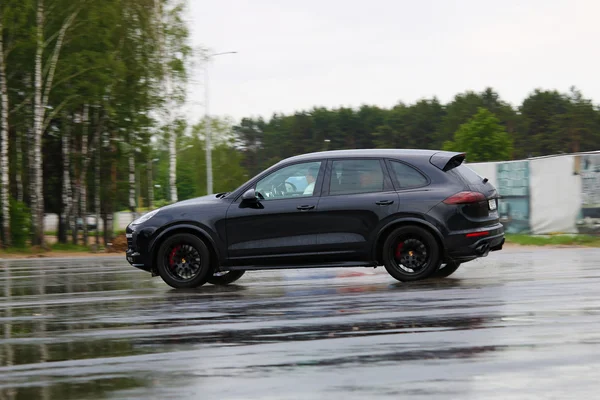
left=256, top=161, right=322, bottom=200
left=390, top=161, right=428, bottom=189
left=449, top=165, right=484, bottom=184
left=330, top=159, right=384, bottom=195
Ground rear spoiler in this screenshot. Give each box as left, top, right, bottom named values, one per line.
left=429, top=152, right=466, bottom=172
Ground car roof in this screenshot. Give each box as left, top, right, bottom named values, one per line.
left=280, top=149, right=448, bottom=164
left=227, top=148, right=463, bottom=199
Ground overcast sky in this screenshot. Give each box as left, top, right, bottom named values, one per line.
left=184, top=0, right=600, bottom=124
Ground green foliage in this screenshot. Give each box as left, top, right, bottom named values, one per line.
left=518, top=89, right=571, bottom=158
left=518, top=87, right=600, bottom=158
left=443, top=108, right=513, bottom=162
left=153, top=199, right=173, bottom=209
left=506, top=234, right=600, bottom=247
left=50, top=243, right=92, bottom=252
left=439, top=88, right=518, bottom=147
left=171, top=118, right=248, bottom=201
left=10, top=198, right=31, bottom=248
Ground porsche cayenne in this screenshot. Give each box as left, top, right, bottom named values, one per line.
left=126, top=149, right=505, bottom=288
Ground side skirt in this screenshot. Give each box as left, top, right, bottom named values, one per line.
left=223, top=261, right=378, bottom=271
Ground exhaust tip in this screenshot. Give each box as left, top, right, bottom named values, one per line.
left=476, top=243, right=490, bottom=255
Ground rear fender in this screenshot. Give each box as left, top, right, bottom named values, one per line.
left=373, top=217, right=446, bottom=261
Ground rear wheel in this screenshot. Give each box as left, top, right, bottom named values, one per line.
left=207, top=270, right=245, bottom=285
left=382, top=226, right=441, bottom=282
left=432, top=261, right=461, bottom=278
left=156, top=233, right=212, bottom=289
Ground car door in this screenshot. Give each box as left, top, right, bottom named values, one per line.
left=314, top=158, right=399, bottom=262
left=225, top=160, right=326, bottom=266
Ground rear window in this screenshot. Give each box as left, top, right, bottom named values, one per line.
left=449, top=165, right=484, bottom=184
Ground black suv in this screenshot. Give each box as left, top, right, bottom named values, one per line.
left=126, top=149, right=504, bottom=289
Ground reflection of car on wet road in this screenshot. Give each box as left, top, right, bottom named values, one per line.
left=126, top=149, right=505, bottom=289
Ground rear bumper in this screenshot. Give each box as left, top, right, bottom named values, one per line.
left=444, top=223, right=505, bottom=263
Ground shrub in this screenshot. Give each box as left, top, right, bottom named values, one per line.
left=10, top=199, right=31, bottom=248
left=153, top=199, right=172, bottom=209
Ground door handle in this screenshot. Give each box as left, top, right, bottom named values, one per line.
left=376, top=200, right=394, bottom=206
left=297, top=205, right=315, bottom=211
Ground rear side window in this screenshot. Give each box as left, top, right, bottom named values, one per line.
left=389, top=161, right=428, bottom=189
left=329, top=159, right=384, bottom=195
left=449, top=165, right=484, bottom=184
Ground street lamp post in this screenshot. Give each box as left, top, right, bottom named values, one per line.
left=204, top=51, right=237, bottom=195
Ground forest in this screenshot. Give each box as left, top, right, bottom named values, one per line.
left=0, top=0, right=193, bottom=248
left=1, top=1, right=599, bottom=249
left=233, top=87, right=600, bottom=177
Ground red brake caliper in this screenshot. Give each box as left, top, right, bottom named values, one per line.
left=169, top=245, right=181, bottom=269
left=395, top=242, right=404, bottom=259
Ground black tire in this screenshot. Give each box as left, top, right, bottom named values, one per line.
left=207, top=270, right=246, bottom=286
left=382, top=225, right=441, bottom=282
left=156, top=233, right=212, bottom=289
left=432, top=261, right=461, bottom=278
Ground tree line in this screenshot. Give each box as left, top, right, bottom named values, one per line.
left=234, top=87, right=600, bottom=177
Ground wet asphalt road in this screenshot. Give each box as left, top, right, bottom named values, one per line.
left=1, top=247, right=600, bottom=399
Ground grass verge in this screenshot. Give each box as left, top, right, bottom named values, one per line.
left=50, top=243, right=100, bottom=252
left=0, top=242, right=106, bottom=257
left=505, top=234, right=600, bottom=247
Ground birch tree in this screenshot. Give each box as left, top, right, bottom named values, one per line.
left=94, top=129, right=101, bottom=246
left=129, top=131, right=137, bottom=220
left=79, top=105, right=90, bottom=244
left=154, top=0, right=191, bottom=204
left=154, top=0, right=175, bottom=203
left=0, top=14, right=9, bottom=246
left=31, top=0, right=80, bottom=246
left=61, top=114, right=72, bottom=244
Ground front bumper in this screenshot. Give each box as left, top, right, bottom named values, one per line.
left=125, top=228, right=153, bottom=272
left=444, top=223, right=505, bottom=263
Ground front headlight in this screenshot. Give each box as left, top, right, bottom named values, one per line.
left=131, top=209, right=160, bottom=226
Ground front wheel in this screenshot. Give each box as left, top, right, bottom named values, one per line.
left=156, top=233, right=212, bottom=289
left=207, top=270, right=245, bottom=285
left=382, top=225, right=441, bottom=282
left=432, top=261, right=461, bottom=278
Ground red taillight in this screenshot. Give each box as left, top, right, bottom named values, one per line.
left=443, top=191, right=486, bottom=205
left=466, top=231, right=489, bottom=238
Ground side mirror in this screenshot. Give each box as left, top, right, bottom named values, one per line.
left=241, top=188, right=258, bottom=201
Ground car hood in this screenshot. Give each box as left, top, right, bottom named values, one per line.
left=162, top=194, right=224, bottom=210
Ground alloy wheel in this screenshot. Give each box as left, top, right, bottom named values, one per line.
left=165, top=243, right=202, bottom=281
left=392, top=237, right=430, bottom=274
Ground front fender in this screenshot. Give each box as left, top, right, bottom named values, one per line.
left=148, top=223, right=225, bottom=265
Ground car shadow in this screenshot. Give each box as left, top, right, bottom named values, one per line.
left=166, top=284, right=249, bottom=295
left=388, top=277, right=467, bottom=290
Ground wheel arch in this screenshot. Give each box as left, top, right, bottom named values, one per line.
left=373, top=218, right=446, bottom=264
left=150, top=224, right=221, bottom=274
